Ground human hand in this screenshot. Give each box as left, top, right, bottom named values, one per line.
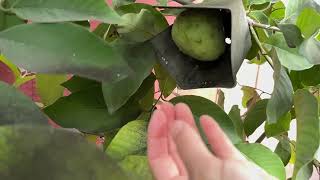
left=147, top=102, right=276, bottom=180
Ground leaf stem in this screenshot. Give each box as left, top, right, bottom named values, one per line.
left=249, top=25, right=274, bottom=69
left=247, top=17, right=281, bottom=32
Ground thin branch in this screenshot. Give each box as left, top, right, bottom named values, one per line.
left=237, top=82, right=272, bottom=95
left=249, top=25, right=274, bottom=69
left=254, top=65, right=260, bottom=88
left=148, top=91, right=163, bottom=121
left=247, top=17, right=281, bottom=32
left=255, top=132, right=266, bottom=143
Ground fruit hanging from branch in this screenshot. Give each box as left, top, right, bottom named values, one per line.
left=171, top=9, right=226, bottom=61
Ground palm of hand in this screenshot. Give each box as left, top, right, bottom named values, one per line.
left=147, top=103, right=275, bottom=180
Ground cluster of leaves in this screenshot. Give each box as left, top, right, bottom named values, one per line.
left=0, top=0, right=319, bottom=179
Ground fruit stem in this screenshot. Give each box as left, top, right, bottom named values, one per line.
left=249, top=25, right=274, bottom=69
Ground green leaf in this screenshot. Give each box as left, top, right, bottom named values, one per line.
left=119, top=155, right=152, bottom=180
left=318, top=95, right=320, bottom=117
left=44, top=85, right=141, bottom=134
left=138, top=75, right=156, bottom=111
left=246, top=35, right=260, bottom=60
left=0, top=126, right=131, bottom=180
left=228, top=105, right=245, bottom=141
left=243, top=0, right=249, bottom=8
left=290, top=65, right=320, bottom=88
left=93, top=23, right=110, bottom=37
left=0, top=23, right=131, bottom=83
left=269, top=1, right=285, bottom=23
left=265, top=112, right=291, bottom=137
left=266, top=48, right=294, bottom=124
left=248, top=0, right=271, bottom=6
left=243, top=99, right=268, bottom=136
left=154, top=63, right=176, bottom=98
left=0, top=11, right=24, bottom=31
left=284, top=0, right=320, bottom=22
left=106, top=120, right=148, bottom=160
left=8, top=0, right=122, bottom=24
left=170, top=95, right=241, bottom=144
left=265, top=33, right=313, bottom=70
left=274, top=138, right=291, bottom=166
left=289, top=71, right=304, bottom=91
left=62, top=76, right=100, bottom=93
left=249, top=1, right=271, bottom=11
left=118, top=9, right=156, bottom=43
left=113, top=0, right=135, bottom=9
left=293, top=89, right=320, bottom=179
left=103, top=129, right=119, bottom=149
left=296, top=163, right=314, bottom=180
left=241, top=86, right=261, bottom=108
left=102, top=42, right=156, bottom=114
left=0, top=81, right=48, bottom=126
left=159, top=9, right=185, bottom=16
left=299, top=32, right=320, bottom=65
left=249, top=10, right=269, bottom=24
left=73, top=21, right=90, bottom=28
left=316, top=30, right=320, bottom=41
left=36, top=74, right=67, bottom=106
left=278, top=24, right=304, bottom=48
left=296, top=8, right=320, bottom=38
left=136, top=112, right=151, bottom=122
left=236, top=143, right=286, bottom=180
left=116, top=3, right=168, bottom=43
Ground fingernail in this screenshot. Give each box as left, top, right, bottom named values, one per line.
left=170, top=121, right=184, bottom=138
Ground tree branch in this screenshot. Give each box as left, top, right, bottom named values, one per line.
left=249, top=25, right=274, bottom=69
left=247, top=17, right=281, bottom=32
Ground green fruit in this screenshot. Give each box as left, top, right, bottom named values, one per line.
left=172, top=9, right=226, bottom=61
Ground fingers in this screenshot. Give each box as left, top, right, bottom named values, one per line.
left=148, top=110, right=180, bottom=179
left=170, top=120, right=219, bottom=179
left=159, top=102, right=175, bottom=123
left=200, top=115, right=244, bottom=160
left=160, top=103, right=188, bottom=176
left=175, top=103, right=197, bottom=130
